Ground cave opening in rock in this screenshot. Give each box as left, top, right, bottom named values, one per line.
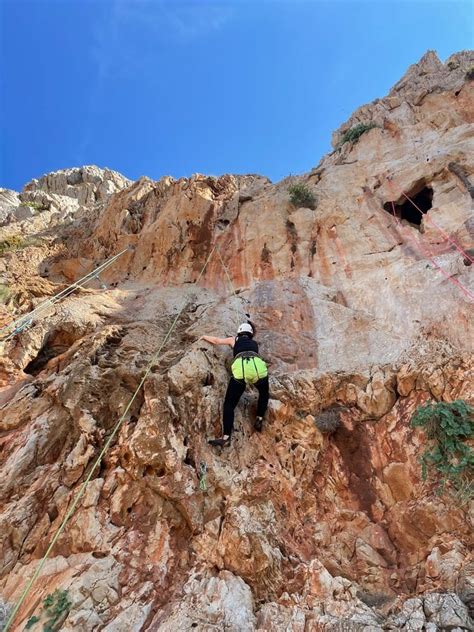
left=23, top=331, right=77, bottom=376
left=383, top=184, right=433, bottom=228
left=23, top=342, right=58, bottom=375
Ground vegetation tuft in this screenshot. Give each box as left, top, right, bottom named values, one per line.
left=26, top=589, right=72, bottom=631
left=288, top=183, right=317, bottom=210
left=0, top=234, right=44, bottom=256
left=0, top=284, right=10, bottom=304
left=23, top=201, right=47, bottom=211
left=25, top=615, right=40, bottom=629
left=315, top=408, right=342, bottom=433
left=0, top=235, right=25, bottom=254
left=356, top=590, right=393, bottom=608
left=465, top=65, right=474, bottom=81
left=340, top=122, right=377, bottom=145
left=411, top=400, right=473, bottom=500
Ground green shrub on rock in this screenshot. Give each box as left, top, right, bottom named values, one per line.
left=340, top=122, right=377, bottom=145
left=0, top=234, right=44, bottom=256
left=0, top=284, right=10, bottom=304
left=0, top=235, right=25, bottom=255
left=288, top=183, right=317, bottom=210
left=24, top=201, right=47, bottom=211
left=26, top=589, right=72, bottom=630
left=411, top=400, right=473, bottom=499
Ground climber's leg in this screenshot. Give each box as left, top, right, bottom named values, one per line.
left=222, top=377, right=246, bottom=436
left=254, top=376, right=269, bottom=431
left=208, top=377, right=245, bottom=447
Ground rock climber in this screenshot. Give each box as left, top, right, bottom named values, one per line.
left=200, top=321, right=269, bottom=447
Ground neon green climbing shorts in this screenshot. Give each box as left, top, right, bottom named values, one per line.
left=231, top=354, right=268, bottom=385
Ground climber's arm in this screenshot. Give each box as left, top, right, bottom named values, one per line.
left=199, top=335, right=234, bottom=347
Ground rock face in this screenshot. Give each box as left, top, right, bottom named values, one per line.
left=24, top=165, right=132, bottom=205
left=0, top=51, right=473, bottom=631
left=0, top=190, right=21, bottom=226
left=0, top=166, right=131, bottom=229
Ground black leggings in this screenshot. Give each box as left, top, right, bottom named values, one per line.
left=223, top=376, right=269, bottom=436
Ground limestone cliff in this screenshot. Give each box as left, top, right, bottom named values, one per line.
left=0, top=51, right=473, bottom=631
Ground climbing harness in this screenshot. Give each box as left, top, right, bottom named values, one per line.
left=386, top=178, right=474, bottom=302
left=199, top=461, right=208, bottom=492
left=0, top=247, right=129, bottom=343
left=3, top=244, right=218, bottom=632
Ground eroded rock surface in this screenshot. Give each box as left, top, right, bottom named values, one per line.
left=0, top=51, right=473, bottom=631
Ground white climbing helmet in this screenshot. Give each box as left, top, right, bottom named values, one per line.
left=237, top=322, right=253, bottom=335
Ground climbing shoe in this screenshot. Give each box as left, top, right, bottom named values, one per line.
left=254, top=416, right=263, bottom=432
left=208, top=435, right=231, bottom=448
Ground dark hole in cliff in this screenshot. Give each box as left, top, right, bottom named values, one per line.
left=47, top=505, right=59, bottom=522
left=31, top=384, right=42, bottom=398
left=184, top=451, right=196, bottom=468
left=463, top=248, right=474, bottom=266
left=23, top=343, right=57, bottom=375
left=144, top=465, right=165, bottom=478
left=383, top=184, right=433, bottom=228
left=203, top=372, right=214, bottom=386
left=23, top=331, right=78, bottom=376
left=261, top=243, right=271, bottom=264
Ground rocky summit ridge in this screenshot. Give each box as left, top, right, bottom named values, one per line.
left=0, top=50, right=473, bottom=631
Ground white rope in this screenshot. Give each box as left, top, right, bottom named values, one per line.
left=0, top=248, right=130, bottom=342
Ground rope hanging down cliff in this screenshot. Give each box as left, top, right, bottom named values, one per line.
left=3, top=243, right=234, bottom=632
left=0, top=247, right=130, bottom=343
left=388, top=179, right=474, bottom=264
left=216, top=245, right=252, bottom=322
left=386, top=178, right=474, bottom=301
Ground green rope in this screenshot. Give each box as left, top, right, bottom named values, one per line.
left=3, top=244, right=218, bottom=631
left=199, top=462, right=208, bottom=492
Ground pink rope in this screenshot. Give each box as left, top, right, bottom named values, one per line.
left=399, top=189, right=474, bottom=264
left=387, top=179, right=474, bottom=302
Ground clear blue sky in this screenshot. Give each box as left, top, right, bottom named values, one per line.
left=1, top=0, right=472, bottom=191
